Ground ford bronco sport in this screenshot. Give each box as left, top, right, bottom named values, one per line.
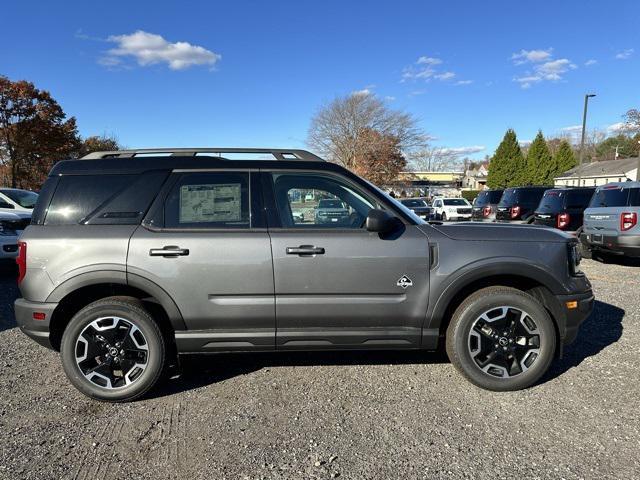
left=15, top=148, right=594, bottom=402
left=581, top=182, right=640, bottom=258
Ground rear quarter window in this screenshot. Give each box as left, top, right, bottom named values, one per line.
left=45, top=175, right=136, bottom=225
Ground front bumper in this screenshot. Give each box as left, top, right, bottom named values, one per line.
left=580, top=232, right=640, bottom=257
left=14, top=298, right=58, bottom=349
left=554, top=290, right=594, bottom=346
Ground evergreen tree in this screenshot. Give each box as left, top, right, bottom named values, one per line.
left=554, top=139, right=577, bottom=176
left=486, top=129, right=525, bottom=188
left=525, top=130, right=553, bottom=185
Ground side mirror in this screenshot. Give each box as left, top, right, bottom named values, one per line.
left=366, top=209, right=399, bottom=234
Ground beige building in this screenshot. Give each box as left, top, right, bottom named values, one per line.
left=554, top=157, right=639, bottom=187
left=462, top=164, right=488, bottom=190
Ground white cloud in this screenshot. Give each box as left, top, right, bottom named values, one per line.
left=512, top=49, right=577, bottom=88
left=402, top=56, right=466, bottom=84
left=607, top=122, right=627, bottom=133
left=417, top=56, right=442, bottom=65
left=384, top=96, right=396, bottom=101
left=511, top=48, right=553, bottom=65
left=434, top=71, right=455, bottom=81
left=585, top=59, right=597, bottom=66
left=102, top=30, right=221, bottom=70
left=455, top=80, right=473, bottom=85
left=561, top=125, right=583, bottom=134
left=352, top=88, right=372, bottom=96
left=408, top=89, right=426, bottom=97
left=439, top=145, right=485, bottom=155
left=615, top=49, right=634, bottom=60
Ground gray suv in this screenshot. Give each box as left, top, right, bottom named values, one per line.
left=15, top=148, right=593, bottom=402
left=581, top=182, right=640, bottom=258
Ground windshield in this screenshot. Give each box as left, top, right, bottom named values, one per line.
left=537, top=191, right=565, bottom=211
left=473, top=190, right=503, bottom=206
left=318, top=199, right=345, bottom=209
left=589, top=187, right=631, bottom=207
left=0, top=189, right=38, bottom=209
left=401, top=199, right=428, bottom=208
left=443, top=199, right=469, bottom=206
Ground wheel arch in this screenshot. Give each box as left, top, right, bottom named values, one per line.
left=47, top=273, right=185, bottom=352
left=427, top=264, right=565, bottom=349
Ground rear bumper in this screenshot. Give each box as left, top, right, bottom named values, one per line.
left=554, top=290, right=594, bottom=346
left=580, top=232, right=640, bottom=257
left=14, top=298, right=57, bottom=350
left=0, top=236, right=19, bottom=259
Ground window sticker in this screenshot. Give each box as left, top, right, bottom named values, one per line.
left=179, top=183, right=242, bottom=223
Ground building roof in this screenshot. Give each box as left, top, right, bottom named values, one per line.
left=556, top=157, right=639, bottom=179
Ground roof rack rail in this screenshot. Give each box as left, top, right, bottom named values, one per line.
left=81, top=148, right=324, bottom=162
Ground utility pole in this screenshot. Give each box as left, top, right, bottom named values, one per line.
left=578, top=93, right=596, bottom=186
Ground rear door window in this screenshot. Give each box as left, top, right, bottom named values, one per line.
left=163, top=172, right=250, bottom=229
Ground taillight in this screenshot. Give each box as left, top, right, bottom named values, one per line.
left=557, top=212, right=570, bottom=229
left=482, top=206, right=491, bottom=217
left=510, top=206, right=521, bottom=219
left=16, top=241, right=26, bottom=284
left=621, top=212, right=637, bottom=231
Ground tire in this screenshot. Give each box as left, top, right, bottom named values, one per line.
left=442, top=212, right=447, bottom=222
left=446, top=286, right=556, bottom=391
left=61, top=297, right=166, bottom=402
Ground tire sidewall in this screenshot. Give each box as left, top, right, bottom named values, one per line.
left=61, top=301, right=164, bottom=402
left=450, top=290, right=556, bottom=391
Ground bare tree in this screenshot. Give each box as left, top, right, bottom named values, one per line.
left=407, top=145, right=466, bottom=172
left=307, top=92, right=426, bottom=172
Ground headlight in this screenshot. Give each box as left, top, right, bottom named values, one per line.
left=568, top=243, right=582, bottom=276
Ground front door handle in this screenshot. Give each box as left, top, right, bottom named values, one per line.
left=286, top=245, right=325, bottom=256
left=149, top=246, right=190, bottom=257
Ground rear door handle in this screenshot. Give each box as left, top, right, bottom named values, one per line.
left=149, top=246, right=190, bottom=257
left=286, top=245, right=325, bottom=256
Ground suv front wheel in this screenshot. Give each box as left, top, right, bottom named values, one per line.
left=446, top=286, right=556, bottom=391
left=60, top=297, right=165, bottom=402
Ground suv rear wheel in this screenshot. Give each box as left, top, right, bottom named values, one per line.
left=60, top=297, right=165, bottom=402
left=446, top=286, right=556, bottom=391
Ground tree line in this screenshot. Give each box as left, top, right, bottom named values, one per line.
left=486, top=129, right=576, bottom=188
left=0, top=76, right=121, bottom=190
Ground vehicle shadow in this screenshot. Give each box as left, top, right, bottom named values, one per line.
left=541, top=300, right=624, bottom=383
left=149, top=348, right=450, bottom=400
left=0, top=260, right=18, bottom=332
left=592, top=252, right=640, bottom=267
left=152, top=299, right=624, bottom=399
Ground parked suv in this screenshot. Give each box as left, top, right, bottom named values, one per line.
left=399, top=198, right=432, bottom=220
left=314, top=198, right=350, bottom=225
left=471, top=189, right=504, bottom=222
left=533, top=187, right=595, bottom=233
left=495, top=186, right=550, bottom=223
left=432, top=197, right=472, bottom=221
left=581, top=182, right=640, bottom=258
left=15, top=148, right=593, bottom=401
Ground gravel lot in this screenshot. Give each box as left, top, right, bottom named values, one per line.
left=0, top=258, right=639, bottom=480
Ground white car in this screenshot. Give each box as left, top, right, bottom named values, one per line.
left=432, top=197, right=473, bottom=221
left=0, top=188, right=38, bottom=219
left=0, top=211, right=24, bottom=259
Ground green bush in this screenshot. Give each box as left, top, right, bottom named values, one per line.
left=461, top=190, right=481, bottom=202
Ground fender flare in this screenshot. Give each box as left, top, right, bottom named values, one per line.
left=426, top=259, right=565, bottom=331
left=46, top=270, right=186, bottom=331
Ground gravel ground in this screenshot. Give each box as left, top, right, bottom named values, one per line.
left=0, top=258, right=639, bottom=480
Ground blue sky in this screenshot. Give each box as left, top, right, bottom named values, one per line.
left=2, top=0, right=639, bottom=159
